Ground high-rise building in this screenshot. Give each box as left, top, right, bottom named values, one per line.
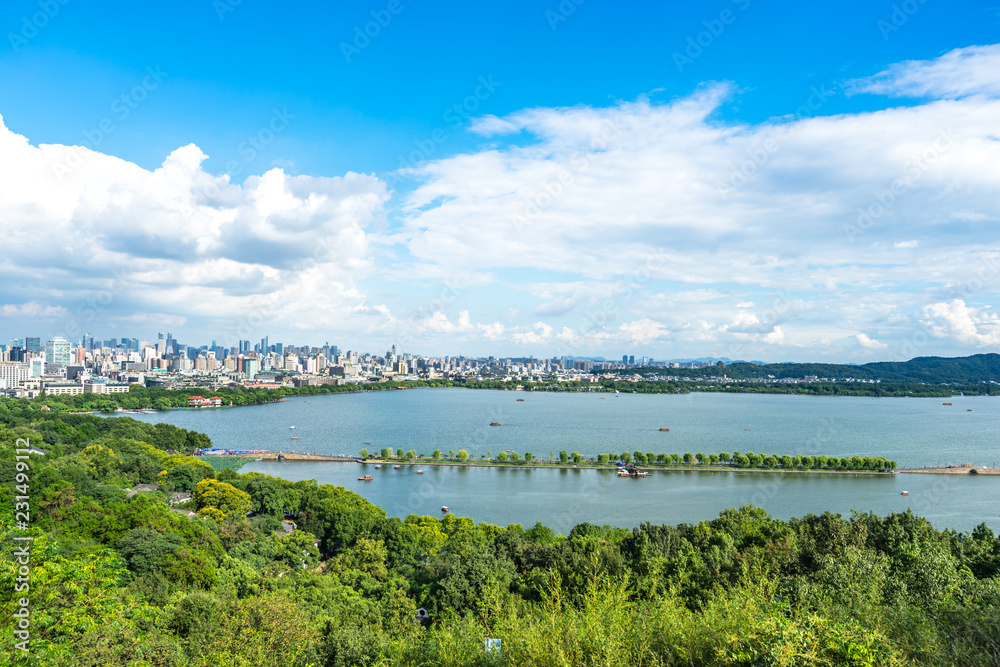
left=628, top=355, right=635, bottom=365
left=243, top=357, right=259, bottom=380
left=45, top=337, right=72, bottom=366
left=0, top=361, right=29, bottom=387
left=25, top=337, right=41, bottom=353
left=622, top=355, right=628, bottom=364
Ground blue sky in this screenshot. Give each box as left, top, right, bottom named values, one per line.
left=2, top=1, right=1000, bottom=361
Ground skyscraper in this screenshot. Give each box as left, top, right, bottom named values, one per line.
left=45, top=337, right=72, bottom=366
left=25, top=337, right=41, bottom=353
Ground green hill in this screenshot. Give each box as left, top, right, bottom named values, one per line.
left=634, top=353, right=1000, bottom=384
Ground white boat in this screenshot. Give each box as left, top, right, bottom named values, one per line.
left=290, top=426, right=296, bottom=429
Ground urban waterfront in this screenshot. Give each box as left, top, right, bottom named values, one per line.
left=114, top=388, right=1000, bottom=534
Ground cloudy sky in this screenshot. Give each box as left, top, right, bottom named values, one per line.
left=1, top=1, right=999, bottom=361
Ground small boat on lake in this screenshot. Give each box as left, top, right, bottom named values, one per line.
left=364, top=441, right=371, bottom=444
left=659, top=428, right=670, bottom=432
left=516, top=399, right=524, bottom=402
left=358, top=475, right=373, bottom=481
left=441, top=506, right=450, bottom=512
left=394, top=465, right=402, bottom=470
left=943, top=402, right=952, bottom=406
left=901, top=491, right=909, bottom=496
left=490, top=422, right=501, bottom=426
left=416, top=470, right=424, bottom=474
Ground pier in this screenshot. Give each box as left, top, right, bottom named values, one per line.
left=897, top=465, right=998, bottom=475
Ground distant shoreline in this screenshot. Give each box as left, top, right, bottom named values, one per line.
left=26, top=378, right=999, bottom=415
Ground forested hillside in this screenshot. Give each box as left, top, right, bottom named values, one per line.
left=2, top=400, right=999, bottom=666
left=632, top=353, right=1000, bottom=384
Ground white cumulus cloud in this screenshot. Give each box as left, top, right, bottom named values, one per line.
left=921, top=300, right=1000, bottom=346
left=0, top=114, right=390, bottom=342
left=856, top=333, right=888, bottom=350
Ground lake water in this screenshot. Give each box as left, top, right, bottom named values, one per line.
left=115, top=389, right=1000, bottom=534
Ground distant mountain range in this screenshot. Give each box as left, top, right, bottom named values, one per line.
left=656, top=354, right=1000, bottom=384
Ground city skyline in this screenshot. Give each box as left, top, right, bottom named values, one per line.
left=2, top=3, right=1000, bottom=362
left=2, top=329, right=719, bottom=366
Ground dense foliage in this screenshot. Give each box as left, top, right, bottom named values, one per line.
left=1, top=400, right=998, bottom=666
left=625, top=352, right=1000, bottom=386
left=371, top=448, right=896, bottom=472
left=601, top=378, right=994, bottom=397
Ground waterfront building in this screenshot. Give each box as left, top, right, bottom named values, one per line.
left=188, top=395, right=223, bottom=407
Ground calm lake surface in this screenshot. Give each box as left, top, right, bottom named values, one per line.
left=117, top=389, right=1000, bottom=534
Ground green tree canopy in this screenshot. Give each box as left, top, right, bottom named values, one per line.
left=194, top=479, right=252, bottom=520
